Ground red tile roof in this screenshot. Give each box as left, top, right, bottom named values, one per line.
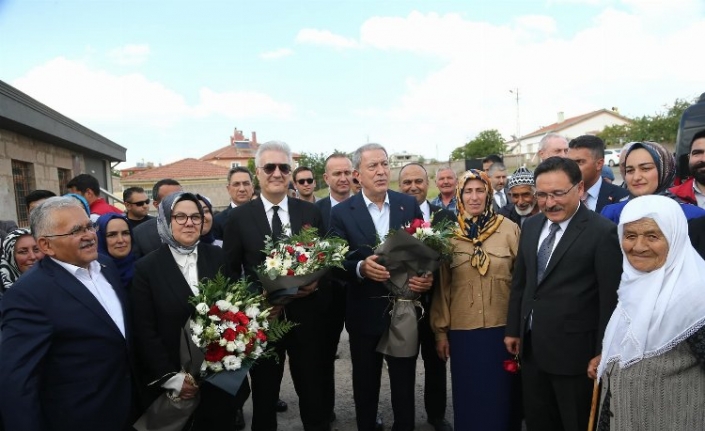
left=522, top=109, right=631, bottom=139
left=120, top=158, right=231, bottom=182
left=200, top=143, right=256, bottom=161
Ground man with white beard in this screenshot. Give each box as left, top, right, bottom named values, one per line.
left=499, top=167, right=539, bottom=227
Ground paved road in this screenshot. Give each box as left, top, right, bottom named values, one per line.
left=241, top=328, right=453, bottom=431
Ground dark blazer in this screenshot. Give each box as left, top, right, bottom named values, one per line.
left=212, top=205, right=234, bottom=241
left=131, top=217, right=161, bottom=259
left=689, top=216, right=705, bottom=260
left=330, top=190, right=423, bottom=336
left=595, top=180, right=629, bottom=213
left=0, top=256, right=132, bottom=431
left=505, top=204, right=622, bottom=375
left=131, top=243, right=227, bottom=387
left=315, top=196, right=333, bottom=234
left=222, top=197, right=327, bottom=330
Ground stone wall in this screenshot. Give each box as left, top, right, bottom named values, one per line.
left=0, top=128, right=84, bottom=224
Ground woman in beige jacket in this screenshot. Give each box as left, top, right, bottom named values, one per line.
left=431, top=169, right=521, bottom=431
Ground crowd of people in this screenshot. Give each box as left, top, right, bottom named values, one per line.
left=0, top=132, right=704, bottom=431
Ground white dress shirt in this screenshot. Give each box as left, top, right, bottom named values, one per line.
left=261, top=195, right=292, bottom=237
left=420, top=201, right=431, bottom=222
left=583, top=177, right=602, bottom=211
left=169, top=246, right=200, bottom=295
left=356, top=192, right=391, bottom=278
left=51, top=258, right=126, bottom=337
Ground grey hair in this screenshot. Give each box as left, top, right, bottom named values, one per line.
left=30, top=196, right=85, bottom=239
left=352, top=143, right=387, bottom=171
left=255, top=140, right=293, bottom=167
left=435, top=166, right=456, bottom=179
left=539, top=133, right=568, bottom=151
left=488, top=163, right=507, bottom=176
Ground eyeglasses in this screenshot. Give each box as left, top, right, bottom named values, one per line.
left=105, top=230, right=131, bottom=239
left=534, top=183, right=578, bottom=201
left=172, top=213, right=203, bottom=225
left=128, top=199, right=150, bottom=206
left=297, top=178, right=314, bottom=185
left=352, top=178, right=360, bottom=185
left=259, top=164, right=291, bottom=175
left=44, top=223, right=96, bottom=238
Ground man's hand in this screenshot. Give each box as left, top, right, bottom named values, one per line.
left=179, top=377, right=199, bottom=400
left=436, top=339, right=450, bottom=361
left=408, top=272, right=433, bottom=293
left=587, top=354, right=601, bottom=380
left=504, top=336, right=520, bottom=356
left=360, top=255, right=390, bottom=282
left=267, top=305, right=284, bottom=320
left=293, top=280, right=319, bottom=298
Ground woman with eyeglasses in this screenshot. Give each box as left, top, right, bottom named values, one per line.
left=1, top=228, right=44, bottom=294
left=601, top=141, right=705, bottom=223
left=130, top=191, right=247, bottom=428
left=431, top=169, right=522, bottom=431
left=96, top=214, right=136, bottom=288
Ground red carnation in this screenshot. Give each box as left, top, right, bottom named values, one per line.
left=221, top=311, right=237, bottom=322
left=235, top=312, right=249, bottom=325
left=208, top=305, right=221, bottom=316
left=205, top=343, right=227, bottom=362
left=503, top=358, right=520, bottom=374
left=256, top=330, right=267, bottom=342
left=285, top=246, right=295, bottom=255
left=287, top=269, right=295, bottom=276
left=235, top=325, right=248, bottom=334
left=297, top=254, right=308, bottom=263
left=222, top=328, right=237, bottom=341
left=245, top=339, right=255, bottom=354
left=317, top=252, right=325, bottom=262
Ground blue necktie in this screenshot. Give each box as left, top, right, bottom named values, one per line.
left=537, top=223, right=560, bottom=283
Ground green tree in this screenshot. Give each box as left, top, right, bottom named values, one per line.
left=247, top=158, right=259, bottom=191
left=450, top=129, right=506, bottom=160
left=598, top=98, right=693, bottom=146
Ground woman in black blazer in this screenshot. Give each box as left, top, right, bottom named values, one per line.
left=131, top=191, right=247, bottom=429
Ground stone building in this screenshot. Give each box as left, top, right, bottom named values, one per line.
left=0, top=80, right=126, bottom=226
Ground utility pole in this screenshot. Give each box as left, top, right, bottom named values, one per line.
left=509, top=88, right=521, bottom=168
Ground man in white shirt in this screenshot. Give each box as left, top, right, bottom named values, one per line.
left=0, top=196, right=132, bottom=431
left=489, top=163, right=509, bottom=212
left=213, top=167, right=255, bottom=241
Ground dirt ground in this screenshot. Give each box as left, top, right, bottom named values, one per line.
left=240, top=328, right=454, bottom=431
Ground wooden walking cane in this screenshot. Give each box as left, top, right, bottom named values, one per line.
left=587, top=379, right=599, bottom=431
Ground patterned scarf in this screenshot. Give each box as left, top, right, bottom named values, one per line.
left=1, top=228, right=32, bottom=291
left=157, top=192, right=204, bottom=255
left=623, top=141, right=676, bottom=195
left=454, top=169, right=504, bottom=275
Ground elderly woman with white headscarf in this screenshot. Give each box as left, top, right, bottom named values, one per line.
left=595, top=195, right=705, bottom=430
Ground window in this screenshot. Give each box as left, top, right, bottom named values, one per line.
left=231, top=162, right=241, bottom=168
left=57, top=168, right=72, bottom=194
left=12, top=160, right=35, bottom=226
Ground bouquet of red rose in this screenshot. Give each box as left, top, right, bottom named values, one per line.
left=374, top=216, right=457, bottom=358
left=135, top=273, right=295, bottom=431
left=257, top=226, right=349, bottom=305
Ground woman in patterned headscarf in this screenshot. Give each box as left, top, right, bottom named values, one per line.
left=431, top=169, right=522, bottom=431
left=601, top=141, right=705, bottom=223
left=1, top=228, right=44, bottom=294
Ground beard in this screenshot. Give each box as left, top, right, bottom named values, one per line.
left=691, top=162, right=705, bottom=185
left=515, top=202, right=536, bottom=216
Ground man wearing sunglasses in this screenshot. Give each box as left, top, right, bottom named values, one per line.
left=223, top=141, right=330, bottom=431
left=123, top=186, right=154, bottom=229
left=293, top=166, right=319, bottom=203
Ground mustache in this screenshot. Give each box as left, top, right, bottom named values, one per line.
left=691, top=161, right=705, bottom=172
left=543, top=205, right=563, bottom=212
left=79, top=240, right=96, bottom=249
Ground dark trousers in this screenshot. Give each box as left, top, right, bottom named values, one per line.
left=349, top=332, right=416, bottom=431
left=522, top=333, right=593, bottom=431
left=321, top=280, right=347, bottom=417
left=250, top=329, right=330, bottom=431
left=418, top=313, right=447, bottom=421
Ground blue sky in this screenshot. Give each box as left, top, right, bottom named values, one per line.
left=1, top=0, right=704, bottom=168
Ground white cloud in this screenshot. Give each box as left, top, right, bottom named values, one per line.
left=260, top=48, right=294, bottom=60
left=295, top=28, right=359, bottom=49
left=107, top=44, right=150, bottom=66
left=195, top=88, right=293, bottom=120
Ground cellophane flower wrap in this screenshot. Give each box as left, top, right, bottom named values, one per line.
left=189, top=273, right=296, bottom=394
left=374, top=215, right=457, bottom=358
left=256, top=225, right=349, bottom=305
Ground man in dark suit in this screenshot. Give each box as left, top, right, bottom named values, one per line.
left=567, top=135, right=629, bottom=213
left=223, top=140, right=330, bottom=431
left=398, top=162, right=454, bottom=431
left=315, top=152, right=354, bottom=423
left=504, top=157, right=622, bottom=431
left=131, top=178, right=182, bottom=259
left=0, top=197, right=133, bottom=431
left=213, top=166, right=255, bottom=241
left=330, top=144, right=432, bottom=431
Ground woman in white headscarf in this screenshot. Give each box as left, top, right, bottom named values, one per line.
left=595, top=195, right=705, bottom=430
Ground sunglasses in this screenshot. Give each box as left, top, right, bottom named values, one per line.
left=129, top=199, right=150, bottom=206
left=352, top=178, right=360, bottom=184
left=259, top=164, right=291, bottom=175
left=297, top=178, right=314, bottom=185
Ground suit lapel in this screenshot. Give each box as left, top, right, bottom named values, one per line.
left=349, top=193, right=378, bottom=246
left=526, top=214, right=545, bottom=285
left=539, top=206, right=588, bottom=285
left=156, top=246, right=197, bottom=313
left=288, top=197, right=303, bottom=234
left=388, top=191, right=406, bottom=230
left=249, top=198, right=272, bottom=239
left=44, top=258, right=125, bottom=337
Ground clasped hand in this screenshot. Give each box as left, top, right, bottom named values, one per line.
left=360, top=255, right=433, bottom=292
